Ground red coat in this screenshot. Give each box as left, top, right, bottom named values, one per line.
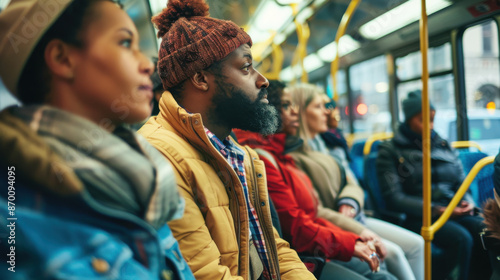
left=234, top=130, right=360, bottom=261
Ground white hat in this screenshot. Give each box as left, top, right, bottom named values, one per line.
left=0, top=0, right=72, bottom=95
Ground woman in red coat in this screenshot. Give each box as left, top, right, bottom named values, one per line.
left=234, top=81, right=395, bottom=280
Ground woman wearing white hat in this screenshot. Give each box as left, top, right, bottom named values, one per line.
left=0, top=1, right=193, bottom=279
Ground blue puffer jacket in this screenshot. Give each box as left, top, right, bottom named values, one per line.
left=0, top=108, right=194, bottom=280
left=0, top=177, right=192, bottom=280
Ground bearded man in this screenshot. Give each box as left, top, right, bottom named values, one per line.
left=139, top=0, right=315, bottom=279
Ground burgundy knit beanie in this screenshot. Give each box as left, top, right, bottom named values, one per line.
left=152, top=0, right=252, bottom=90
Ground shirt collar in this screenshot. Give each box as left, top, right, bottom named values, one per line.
left=205, top=127, right=227, bottom=150
left=204, top=127, right=245, bottom=158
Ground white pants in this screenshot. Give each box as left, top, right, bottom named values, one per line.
left=365, top=217, right=424, bottom=280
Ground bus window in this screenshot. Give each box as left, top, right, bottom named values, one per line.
left=349, top=55, right=391, bottom=133
left=396, top=43, right=452, bottom=81
left=395, top=43, right=455, bottom=135
left=397, top=74, right=455, bottom=121
left=463, top=19, right=500, bottom=155
left=327, top=69, right=351, bottom=133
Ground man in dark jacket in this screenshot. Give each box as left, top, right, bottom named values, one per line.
left=376, top=91, right=490, bottom=280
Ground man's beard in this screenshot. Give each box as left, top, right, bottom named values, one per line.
left=211, top=79, right=279, bottom=135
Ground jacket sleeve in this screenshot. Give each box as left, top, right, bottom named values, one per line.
left=261, top=157, right=359, bottom=261
left=337, top=171, right=365, bottom=209
left=376, top=142, right=427, bottom=217
left=315, top=201, right=365, bottom=235
left=273, top=229, right=317, bottom=280
left=291, top=153, right=365, bottom=233
left=166, top=166, right=243, bottom=280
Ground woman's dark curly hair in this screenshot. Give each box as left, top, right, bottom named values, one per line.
left=266, top=80, right=287, bottom=130
left=268, top=80, right=286, bottom=112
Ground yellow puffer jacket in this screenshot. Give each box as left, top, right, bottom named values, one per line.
left=139, top=93, right=315, bottom=280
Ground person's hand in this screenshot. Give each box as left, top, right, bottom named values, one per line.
left=359, top=229, right=386, bottom=259
left=455, top=201, right=474, bottom=216
left=433, top=201, right=474, bottom=218
left=359, top=229, right=378, bottom=242
left=371, top=239, right=387, bottom=261
left=338, top=204, right=356, bottom=218
left=353, top=241, right=380, bottom=273
left=432, top=205, right=446, bottom=218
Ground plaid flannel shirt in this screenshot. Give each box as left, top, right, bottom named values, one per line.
left=205, top=128, right=274, bottom=280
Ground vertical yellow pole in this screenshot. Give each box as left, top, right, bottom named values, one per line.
left=330, top=0, right=361, bottom=101
left=271, top=43, right=284, bottom=78
left=419, top=0, right=432, bottom=279
left=300, top=22, right=310, bottom=83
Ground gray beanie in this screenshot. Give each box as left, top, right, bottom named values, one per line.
left=402, top=90, right=435, bottom=122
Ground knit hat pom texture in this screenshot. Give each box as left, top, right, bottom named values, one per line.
left=152, top=0, right=209, bottom=38
left=153, top=0, right=252, bottom=89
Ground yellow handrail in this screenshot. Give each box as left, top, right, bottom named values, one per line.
left=428, top=156, right=494, bottom=232
left=330, top=0, right=361, bottom=102
left=345, top=133, right=355, bottom=148
left=419, top=0, right=432, bottom=278
left=290, top=20, right=310, bottom=83
left=363, top=132, right=393, bottom=156
left=262, top=43, right=285, bottom=80
left=253, top=31, right=277, bottom=63
left=451, top=141, right=483, bottom=151
left=270, top=43, right=284, bottom=78
left=260, top=57, right=272, bottom=74
left=420, top=156, right=494, bottom=279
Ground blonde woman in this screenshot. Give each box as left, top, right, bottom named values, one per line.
left=287, top=83, right=424, bottom=280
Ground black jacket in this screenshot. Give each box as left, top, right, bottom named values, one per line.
left=376, top=124, right=472, bottom=219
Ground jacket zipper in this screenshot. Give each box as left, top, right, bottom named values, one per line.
left=225, top=164, right=241, bottom=248
left=188, top=117, right=243, bottom=273
left=188, top=115, right=206, bottom=144
left=245, top=147, right=280, bottom=280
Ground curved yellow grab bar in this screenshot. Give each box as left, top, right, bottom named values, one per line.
left=330, top=0, right=361, bottom=101
left=421, top=155, right=495, bottom=240
left=363, top=132, right=393, bottom=156
left=451, top=141, right=483, bottom=151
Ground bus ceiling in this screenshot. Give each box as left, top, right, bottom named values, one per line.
left=53, top=0, right=499, bottom=77
left=131, top=0, right=496, bottom=83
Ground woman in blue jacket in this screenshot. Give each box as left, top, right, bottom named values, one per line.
left=0, top=1, right=193, bottom=279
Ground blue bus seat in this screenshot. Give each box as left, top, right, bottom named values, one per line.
left=363, top=151, right=406, bottom=226
left=364, top=150, right=447, bottom=267
left=457, top=151, right=494, bottom=206
left=349, top=140, right=366, bottom=183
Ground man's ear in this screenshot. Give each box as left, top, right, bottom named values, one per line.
left=44, top=39, right=77, bottom=80
left=189, top=71, right=211, bottom=91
